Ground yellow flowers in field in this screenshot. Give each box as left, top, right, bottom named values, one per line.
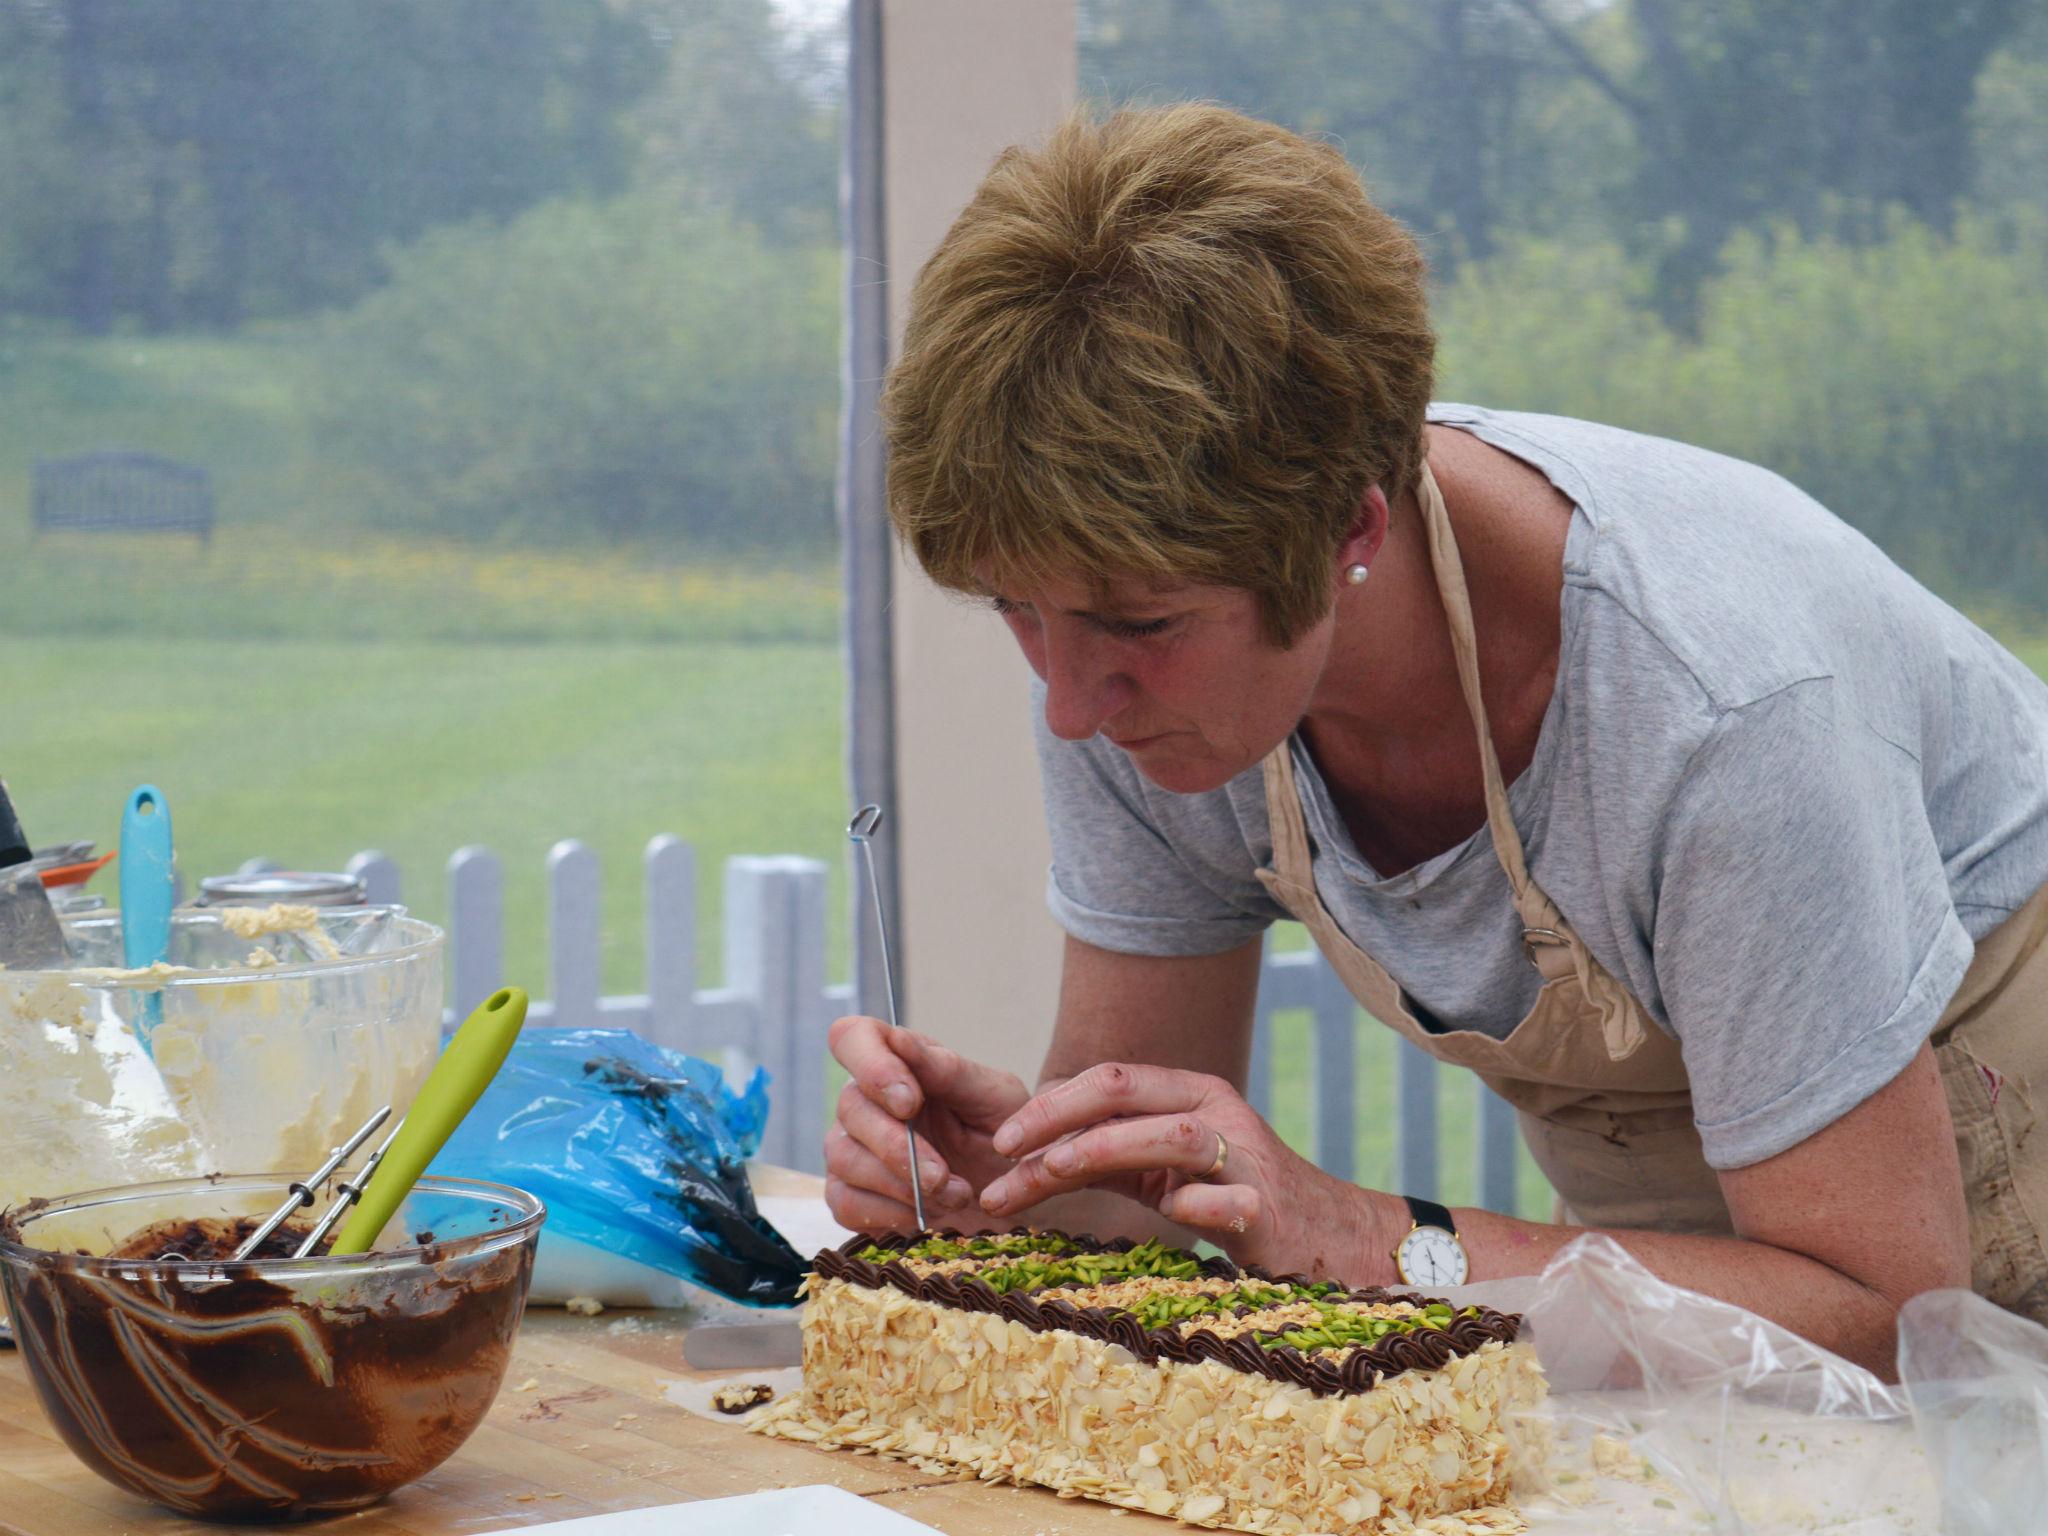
left=3, top=526, right=838, bottom=643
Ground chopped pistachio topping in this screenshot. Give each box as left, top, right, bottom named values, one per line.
left=1260, top=1301, right=1478, bottom=1352
left=974, top=1237, right=1205, bottom=1294
left=1126, top=1280, right=1334, bottom=1329
left=840, top=1232, right=1482, bottom=1357
left=966, top=1236, right=1204, bottom=1294
left=854, top=1231, right=1082, bottom=1265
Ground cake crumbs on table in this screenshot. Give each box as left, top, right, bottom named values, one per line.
left=520, top=1386, right=608, bottom=1422
left=1590, top=1433, right=1662, bottom=1485
left=711, top=1381, right=777, bottom=1414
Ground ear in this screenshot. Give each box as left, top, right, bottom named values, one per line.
left=1335, top=486, right=1392, bottom=583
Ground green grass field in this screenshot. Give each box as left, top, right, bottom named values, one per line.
left=7, top=328, right=2045, bottom=1220
left=3, top=633, right=850, bottom=996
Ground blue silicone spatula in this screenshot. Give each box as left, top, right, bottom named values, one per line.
left=119, top=785, right=176, bottom=1048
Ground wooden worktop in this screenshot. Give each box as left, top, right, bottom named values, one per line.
left=0, top=1172, right=1142, bottom=1536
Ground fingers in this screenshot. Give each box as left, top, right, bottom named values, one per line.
left=825, top=1173, right=920, bottom=1234
left=893, top=1029, right=1031, bottom=1124
left=992, top=1062, right=1216, bottom=1160
left=826, top=1117, right=971, bottom=1212
left=1160, top=1180, right=1262, bottom=1236
left=980, top=1113, right=1224, bottom=1215
left=829, top=1016, right=1031, bottom=1130
left=829, top=1014, right=922, bottom=1118
left=833, top=1083, right=965, bottom=1200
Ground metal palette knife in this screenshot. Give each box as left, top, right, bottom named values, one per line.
left=0, top=779, right=70, bottom=970
left=847, top=805, right=926, bottom=1235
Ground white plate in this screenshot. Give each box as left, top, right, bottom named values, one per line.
left=485, top=1486, right=940, bottom=1536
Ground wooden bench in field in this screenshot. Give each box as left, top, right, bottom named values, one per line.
left=32, top=451, right=215, bottom=544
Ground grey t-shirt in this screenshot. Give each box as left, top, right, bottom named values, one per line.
left=1035, top=404, right=2048, bottom=1170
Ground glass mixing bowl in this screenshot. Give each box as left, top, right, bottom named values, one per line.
left=0, top=1173, right=544, bottom=1519
left=0, top=907, right=445, bottom=1226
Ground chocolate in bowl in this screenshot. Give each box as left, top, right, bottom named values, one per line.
left=0, top=1173, right=544, bottom=1521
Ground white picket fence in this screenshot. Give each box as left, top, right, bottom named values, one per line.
left=296, top=837, right=1521, bottom=1211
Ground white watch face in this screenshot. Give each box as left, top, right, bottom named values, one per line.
left=1395, top=1225, right=1469, bottom=1287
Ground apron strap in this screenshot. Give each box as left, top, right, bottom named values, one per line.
left=1258, top=460, right=1648, bottom=1062
left=1260, top=741, right=1318, bottom=901
left=1415, top=463, right=1551, bottom=923
left=1415, top=461, right=1646, bottom=1060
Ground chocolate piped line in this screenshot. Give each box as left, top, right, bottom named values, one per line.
left=811, top=1229, right=1522, bottom=1397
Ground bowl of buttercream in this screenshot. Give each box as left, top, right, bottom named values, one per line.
left=0, top=906, right=445, bottom=1280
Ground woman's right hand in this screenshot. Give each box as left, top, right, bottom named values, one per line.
left=824, top=1014, right=1031, bottom=1233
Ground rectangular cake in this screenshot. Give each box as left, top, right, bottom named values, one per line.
left=748, top=1229, right=1545, bottom=1534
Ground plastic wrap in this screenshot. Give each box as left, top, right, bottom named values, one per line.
left=428, top=1027, right=808, bottom=1307
left=1898, top=1286, right=2048, bottom=1535
left=1453, top=1234, right=1963, bottom=1532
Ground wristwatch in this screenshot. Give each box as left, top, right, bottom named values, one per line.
left=1391, top=1195, right=1469, bottom=1286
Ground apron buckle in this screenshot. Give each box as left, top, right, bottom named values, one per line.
left=1521, top=926, right=1568, bottom=970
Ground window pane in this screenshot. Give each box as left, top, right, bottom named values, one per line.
left=1082, top=0, right=2048, bottom=608
left=2, top=0, right=852, bottom=994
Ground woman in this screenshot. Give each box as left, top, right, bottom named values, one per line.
left=824, top=103, right=2048, bottom=1375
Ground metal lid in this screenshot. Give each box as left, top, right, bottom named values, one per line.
left=197, top=870, right=367, bottom=907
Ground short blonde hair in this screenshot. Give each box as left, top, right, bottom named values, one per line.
left=883, top=102, right=1435, bottom=645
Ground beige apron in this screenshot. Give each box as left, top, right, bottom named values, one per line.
left=1253, top=462, right=2048, bottom=1321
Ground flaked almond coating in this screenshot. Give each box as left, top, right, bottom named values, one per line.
left=752, top=1229, right=1548, bottom=1534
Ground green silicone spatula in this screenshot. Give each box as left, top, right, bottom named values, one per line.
left=328, top=986, right=528, bottom=1256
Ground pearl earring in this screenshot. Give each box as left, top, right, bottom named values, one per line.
left=1344, top=563, right=1370, bottom=586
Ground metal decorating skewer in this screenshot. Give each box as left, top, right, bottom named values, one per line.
left=292, top=1122, right=403, bottom=1259
left=848, top=804, right=926, bottom=1234
left=231, top=1106, right=391, bottom=1262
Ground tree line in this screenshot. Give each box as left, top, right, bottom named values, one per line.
left=1087, top=0, right=2045, bottom=323
left=0, top=0, right=834, bottom=332
left=1, top=0, right=2043, bottom=595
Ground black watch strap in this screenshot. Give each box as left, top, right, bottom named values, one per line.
left=1404, top=1195, right=1457, bottom=1235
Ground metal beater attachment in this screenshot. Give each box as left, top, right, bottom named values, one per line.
left=229, top=1106, right=392, bottom=1261
left=290, top=1122, right=402, bottom=1258
left=847, top=804, right=926, bottom=1234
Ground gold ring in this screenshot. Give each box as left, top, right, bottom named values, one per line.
left=1198, top=1131, right=1228, bottom=1180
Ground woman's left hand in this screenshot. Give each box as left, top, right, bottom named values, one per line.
left=976, top=1062, right=1403, bottom=1281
